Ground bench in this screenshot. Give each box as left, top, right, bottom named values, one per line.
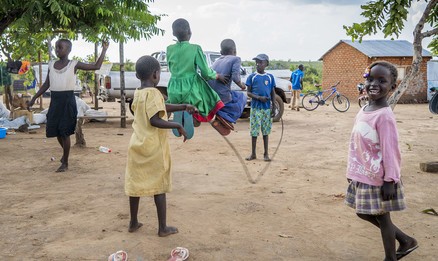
left=75, top=115, right=128, bottom=147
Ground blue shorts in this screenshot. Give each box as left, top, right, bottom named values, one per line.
left=249, top=108, right=272, bottom=137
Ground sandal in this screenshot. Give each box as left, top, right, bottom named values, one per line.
left=108, top=250, right=128, bottom=261
left=211, top=119, right=231, bottom=136
left=216, top=115, right=234, bottom=130
left=168, top=247, right=189, bottom=261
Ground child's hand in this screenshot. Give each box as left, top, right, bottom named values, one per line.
left=381, top=181, right=395, bottom=201
left=216, top=74, right=230, bottom=85
left=258, top=96, right=268, bottom=103
left=177, top=126, right=188, bottom=142
left=185, top=105, right=198, bottom=114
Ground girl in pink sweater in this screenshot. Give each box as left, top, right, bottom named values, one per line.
left=345, top=61, right=418, bottom=261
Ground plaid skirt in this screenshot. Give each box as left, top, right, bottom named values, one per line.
left=345, top=180, right=406, bottom=215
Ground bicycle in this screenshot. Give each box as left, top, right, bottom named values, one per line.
left=301, top=81, right=350, bottom=112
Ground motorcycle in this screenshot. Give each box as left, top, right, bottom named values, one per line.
left=357, top=83, right=368, bottom=107
left=97, top=85, right=109, bottom=102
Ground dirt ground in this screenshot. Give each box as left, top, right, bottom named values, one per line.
left=1, top=96, right=437, bottom=261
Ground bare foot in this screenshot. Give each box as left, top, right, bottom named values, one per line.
left=158, top=226, right=178, bottom=237
left=245, top=154, right=256, bottom=161
left=128, top=221, right=143, bottom=233
left=264, top=154, right=271, bottom=162
left=56, top=163, right=68, bottom=172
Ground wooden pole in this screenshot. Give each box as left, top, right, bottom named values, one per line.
left=94, top=43, right=99, bottom=110
left=119, top=42, right=126, bottom=128
left=38, top=51, right=43, bottom=109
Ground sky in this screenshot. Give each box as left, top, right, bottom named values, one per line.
left=70, top=0, right=433, bottom=63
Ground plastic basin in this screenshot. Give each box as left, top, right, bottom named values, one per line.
left=0, top=127, right=6, bottom=139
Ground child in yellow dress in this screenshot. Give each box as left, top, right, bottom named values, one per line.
left=125, top=55, right=197, bottom=236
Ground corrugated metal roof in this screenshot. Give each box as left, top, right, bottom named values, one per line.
left=320, top=40, right=433, bottom=60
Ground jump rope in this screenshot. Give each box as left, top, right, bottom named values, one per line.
left=219, top=116, right=284, bottom=184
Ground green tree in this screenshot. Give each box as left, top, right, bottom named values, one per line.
left=0, top=0, right=164, bottom=41
left=110, top=60, right=135, bottom=72
left=344, top=0, right=437, bottom=109
left=0, top=0, right=164, bottom=61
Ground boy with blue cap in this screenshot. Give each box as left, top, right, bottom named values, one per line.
left=245, top=54, right=276, bottom=161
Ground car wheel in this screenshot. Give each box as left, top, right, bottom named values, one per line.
left=272, top=94, right=284, bottom=122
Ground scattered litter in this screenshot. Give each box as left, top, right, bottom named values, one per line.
left=108, top=250, right=128, bottom=261
left=168, top=247, right=189, bottom=261
left=99, top=146, right=112, bottom=153
left=332, top=193, right=345, bottom=199
left=279, top=234, right=294, bottom=238
left=271, top=190, right=285, bottom=194
left=51, top=157, right=55, bottom=161
left=421, top=208, right=438, bottom=216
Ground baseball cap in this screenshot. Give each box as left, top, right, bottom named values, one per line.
left=252, top=54, right=269, bottom=62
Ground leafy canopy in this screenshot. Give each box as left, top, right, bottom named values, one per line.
left=0, top=0, right=165, bottom=60
left=344, top=0, right=437, bottom=55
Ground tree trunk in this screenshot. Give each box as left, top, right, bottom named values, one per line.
left=94, top=43, right=99, bottom=110
left=388, top=0, right=437, bottom=110
left=119, top=42, right=126, bottom=128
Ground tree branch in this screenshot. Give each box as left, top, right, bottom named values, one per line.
left=0, top=9, right=24, bottom=35
left=422, top=27, right=438, bottom=38
left=413, top=0, right=435, bottom=40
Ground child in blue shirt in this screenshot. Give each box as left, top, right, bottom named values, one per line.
left=245, top=54, right=276, bottom=161
left=208, top=39, right=246, bottom=133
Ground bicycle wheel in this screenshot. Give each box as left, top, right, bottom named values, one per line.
left=332, top=94, right=350, bottom=112
left=301, top=93, right=320, bottom=111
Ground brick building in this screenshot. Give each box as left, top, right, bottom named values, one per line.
left=319, top=40, right=433, bottom=103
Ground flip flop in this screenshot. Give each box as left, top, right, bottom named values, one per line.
left=396, top=245, right=418, bottom=260
left=183, top=111, right=194, bottom=139
left=172, top=111, right=194, bottom=139
left=108, top=250, right=128, bottom=261
left=172, top=111, right=183, bottom=137
left=211, top=119, right=231, bottom=136
left=168, top=247, right=189, bottom=261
